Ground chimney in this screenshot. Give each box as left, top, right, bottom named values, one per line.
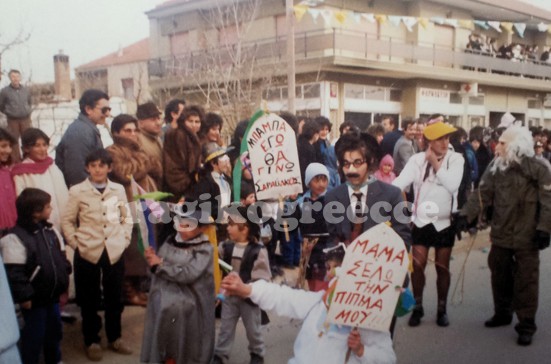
left=53, top=50, right=72, bottom=100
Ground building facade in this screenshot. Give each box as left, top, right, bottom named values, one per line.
left=110, top=0, right=551, bottom=133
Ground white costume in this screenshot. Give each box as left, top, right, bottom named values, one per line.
left=248, top=280, right=396, bottom=364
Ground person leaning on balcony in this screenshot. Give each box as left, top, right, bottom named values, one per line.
left=163, top=105, right=204, bottom=201
left=137, top=102, right=164, bottom=188
left=0, top=69, right=32, bottom=163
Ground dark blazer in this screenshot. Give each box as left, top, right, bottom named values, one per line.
left=324, top=179, right=412, bottom=249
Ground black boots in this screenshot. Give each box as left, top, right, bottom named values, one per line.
left=484, top=315, right=513, bottom=328
left=408, top=306, right=424, bottom=327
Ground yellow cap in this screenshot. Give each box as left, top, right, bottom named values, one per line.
left=423, top=121, right=457, bottom=141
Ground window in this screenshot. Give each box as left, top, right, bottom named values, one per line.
left=450, top=93, right=462, bottom=104
left=528, top=99, right=542, bottom=109
left=121, top=78, right=134, bottom=100
left=469, top=95, right=485, bottom=105
left=303, top=84, right=320, bottom=98
left=389, top=89, right=402, bottom=102
left=364, top=86, right=385, bottom=101
left=345, top=84, right=364, bottom=99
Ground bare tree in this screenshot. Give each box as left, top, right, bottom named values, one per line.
left=0, top=29, right=31, bottom=79
left=156, top=0, right=283, bottom=132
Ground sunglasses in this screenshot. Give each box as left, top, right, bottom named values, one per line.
left=96, top=106, right=112, bottom=114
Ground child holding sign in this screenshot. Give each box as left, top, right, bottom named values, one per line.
left=219, top=268, right=395, bottom=364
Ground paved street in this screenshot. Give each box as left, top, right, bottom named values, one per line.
left=60, top=230, right=551, bottom=363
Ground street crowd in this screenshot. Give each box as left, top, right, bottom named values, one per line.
left=1, top=69, right=551, bottom=364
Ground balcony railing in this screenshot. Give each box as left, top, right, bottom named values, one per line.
left=149, top=28, right=551, bottom=81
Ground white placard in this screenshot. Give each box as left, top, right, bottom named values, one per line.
left=247, top=113, right=303, bottom=200
left=419, top=88, right=450, bottom=103
left=326, top=223, right=409, bottom=332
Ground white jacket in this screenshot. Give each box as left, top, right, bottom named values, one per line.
left=61, top=178, right=131, bottom=264
left=248, top=280, right=396, bottom=364
left=393, top=151, right=464, bottom=231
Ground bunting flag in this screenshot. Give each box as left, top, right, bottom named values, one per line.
left=474, top=20, right=490, bottom=30
left=362, top=13, right=376, bottom=23
left=458, top=19, right=475, bottom=30
left=289, top=5, right=551, bottom=34
left=293, top=4, right=308, bottom=22
left=131, top=176, right=157, bottom=255
left=402, top=16, right=418, bottom=32
left=418, top=17, right=430, bottom=29
left=335, top=10, right=348, bottom=25
left=388, top=15, right=402, bottom=27
left=487, top=21, right=502, bottom=32
left=501, top=22, right=513, bottom=33
left=514, top=22, right=527, bottom=38
left=321, top=9, right=333, bottom=24
left=309, top=8, right=321, bottom=23
left=375, top=14, right=387, bottom=25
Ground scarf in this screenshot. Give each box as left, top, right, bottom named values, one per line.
left=11, top=157, right=54, bottom=176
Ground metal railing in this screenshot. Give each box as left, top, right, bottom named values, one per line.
left=149, top=28, right=551, bottom=80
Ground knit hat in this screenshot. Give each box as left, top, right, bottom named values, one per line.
left=379, top=154, right=394, bottom=169
left=423, top=121, right=457, bottom=141
left=305, top=163, right=330, bottom=186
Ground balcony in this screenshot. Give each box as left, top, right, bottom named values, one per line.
left=148, top=28, right=551, bottom=89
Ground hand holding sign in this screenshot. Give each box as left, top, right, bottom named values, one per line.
left=326, top=223, right=409, bottom=332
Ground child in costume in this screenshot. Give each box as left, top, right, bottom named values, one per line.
left=0, top=188, right=71, bottom=364
left=374, top=154, right=396, bottom=184
left=213, top=204, right=271, bottom=364
left=141, top=208, right=216, bottom=364
left=219, top=245, right=396, bottom=364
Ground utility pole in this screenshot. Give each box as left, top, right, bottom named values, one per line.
left=286, top=0, right=296, bottom=114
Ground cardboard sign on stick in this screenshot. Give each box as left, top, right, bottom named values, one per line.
left=326, top=223, right=409, bottom=332
left=246, top=113, right=303, bottom=200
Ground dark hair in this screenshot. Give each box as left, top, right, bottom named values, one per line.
left=401, top=118, right=417, bottom=131
left=0, top=128, right=16, bottom=166
left=79, top=89, right=109, bottom=115
left=0, top=127, right=16, bottom=145
left=178, top=105, right=205, bottom=129
left=21, top=128, right=50, bottom=149
left=300, top=119, right=322, bottom=141
left=366, top=123, right=385, bottom=138
left=199, top=113, right=224, bottom=138
left=335, top=133, right=377, bottom=173
left=111, top=114, right=138, bottom=134
left=469, top=126, right=484, bottom=143
left=314, top=116, right=332, bottom=131
left=450, top=127, right=468, bottom=146
left=279, top=111, right=299, bottom=135
left=428, top=113, right=445, bottom=123
left=85, top=148, right=113, bottom=166
left=16, top=188, right=51, bottom=229
left=8, top=69, right=20, bottom=76
left=164, top=98, right=186, bottom=123
left=380, top=115, right=395, bottom=127
left=339, top=121, right=356, bottom=135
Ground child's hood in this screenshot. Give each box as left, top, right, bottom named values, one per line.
left=379, top=154, right=394, bottom=170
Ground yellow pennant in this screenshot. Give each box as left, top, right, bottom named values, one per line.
left=458, top=19, right=474, bottom=30
left=293, top=4, right=308, bottom=22
left=501, top=22, right=513, bottom=33
left=375, top=14, right=387, bottom=25
left=335, top=10, right=348, bottom=25
left=418, top=17, right=430, bottom=29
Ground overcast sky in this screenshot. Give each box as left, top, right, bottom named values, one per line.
left=1, top=0, right=550, bottom=86
left=0, top=0, right=164, bottom=85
